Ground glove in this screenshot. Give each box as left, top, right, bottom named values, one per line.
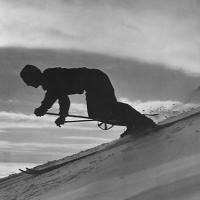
left=55, top=116, right=66, bottom=127
left=34, top=106, right=47, bottom=117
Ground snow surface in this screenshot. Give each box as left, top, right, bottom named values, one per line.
left=1, top=107, right=200, bottom=200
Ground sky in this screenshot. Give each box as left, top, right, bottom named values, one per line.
left=0, top=0, right=200, bottom=169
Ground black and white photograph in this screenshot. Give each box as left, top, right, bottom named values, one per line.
left=1, top=0, right=200, bottom=199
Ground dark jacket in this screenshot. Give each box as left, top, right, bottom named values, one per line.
left=40, top=67, right=117, bottom=117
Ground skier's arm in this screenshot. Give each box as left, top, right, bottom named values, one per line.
left=41, top=90, right=58, bottom=110
left=58, top=95, right=70, bottom=117
left=54, top=95, right=70, bottom=127
left=34, top=90, right=57, bottom=116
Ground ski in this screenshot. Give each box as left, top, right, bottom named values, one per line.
left=19, top=135, right=134, bottom=175
left=19, top=148, right=109, bottom=175
left=19, top=168, right=35, bottom=174
left=146, top=113, right=159, bottom=116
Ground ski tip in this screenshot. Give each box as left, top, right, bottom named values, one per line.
left=19, top=169, right=27, bottom=173
left=19, top=168, right=37, bottom=175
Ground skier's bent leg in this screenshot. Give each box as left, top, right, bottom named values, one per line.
left=113, top=102, right=156, bottom=137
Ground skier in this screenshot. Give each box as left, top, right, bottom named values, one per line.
left=20, top=65, right=156, bottom=136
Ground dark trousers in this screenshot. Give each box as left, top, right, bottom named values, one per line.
left=85, top=69, right=117, bottom=118
left=84, top=69, right=153, bottom=127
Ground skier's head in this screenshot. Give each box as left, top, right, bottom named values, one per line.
left=20, top=65, right=42, bottom=88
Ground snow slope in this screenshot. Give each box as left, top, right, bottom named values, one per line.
left=1, top=107, right=200, bottom=200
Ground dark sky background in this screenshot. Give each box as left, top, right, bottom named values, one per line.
left=0, top=0, right=200, bottom=166
left=1, top=47, right=199, bottom=110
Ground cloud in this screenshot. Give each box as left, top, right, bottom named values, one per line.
left=51, top=102, right=87, bottom=115
left=0, top=0, right=200, bottom=74
left=0, top=111, right=97, bottom=130
left=0, top=141, right=13, bottom=149
left=62, top=136, right=111, bottom=142
left=43, top=27, right=84, bottom=40
left=0, top=140, right=101, bottom=153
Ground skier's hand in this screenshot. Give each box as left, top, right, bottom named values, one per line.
left=34, top=107, right=47, bottom=117
left=55, top=116, right=66, bottom=127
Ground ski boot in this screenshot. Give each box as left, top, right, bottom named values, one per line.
left=120, top=117, right=157, bottom=138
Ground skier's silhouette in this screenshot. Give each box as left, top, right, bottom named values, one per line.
left=20, top=65, right=156, bottom=136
